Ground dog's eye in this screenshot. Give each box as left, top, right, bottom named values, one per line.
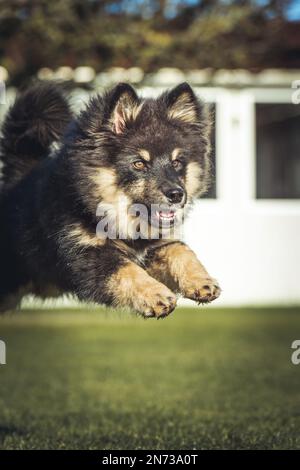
left=172, top=159, right=183, bottom=170
left=132, top=160, right=146, bottom=170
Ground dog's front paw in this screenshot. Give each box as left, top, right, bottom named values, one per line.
left=138, top=283, right=177, bottom=319
left=109, top=263, right=177, bottom=319
left=181, top=276, right=221, bottom=304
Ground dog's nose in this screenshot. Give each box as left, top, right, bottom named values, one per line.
left=166, top=188, right=185, bottom=204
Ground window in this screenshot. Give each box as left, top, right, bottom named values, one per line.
left=203, top=103, right=216, bottom=198
left=256, top=103, right=300, bottom=199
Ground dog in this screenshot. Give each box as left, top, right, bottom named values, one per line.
left=0, top=81, right=220, bottom=317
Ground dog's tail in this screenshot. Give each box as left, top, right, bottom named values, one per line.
left=0, top=82, right=72, bottom=190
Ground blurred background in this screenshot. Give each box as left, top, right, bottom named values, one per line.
left=1, top=0, right=299, bottom=306
left=1, top=0, right=300, bottom=451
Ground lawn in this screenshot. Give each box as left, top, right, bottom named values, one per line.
left=0, top=307, right=299, bottom=450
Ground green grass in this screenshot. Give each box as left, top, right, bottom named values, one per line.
left=0, top=307, right=300, bottom=450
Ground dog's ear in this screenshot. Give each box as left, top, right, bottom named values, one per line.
left=165, top=82, right=199, bottom=124
left=107, top=83, right=141, bottom=134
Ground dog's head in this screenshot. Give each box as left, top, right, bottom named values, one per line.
left=69, top=82, right=212, bottom=238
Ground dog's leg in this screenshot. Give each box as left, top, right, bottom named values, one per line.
left=146, top=242, right=221, bottom=304
left=61, top=242, right=177, bottom=318
left=106, top=261, right=177, bottom=318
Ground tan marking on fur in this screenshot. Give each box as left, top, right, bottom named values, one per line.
left=171, top=148, right=182, bottom=161
left=107, top=262, right=177, bottom=317
left=91, top=166, right=156, bottom=239
left=185, top=161, right=203, bottom=197
left=91, top=167, right=132, bottom=208
left=130, top=102, right=143, bottom=121
left=138, top=149, right=151, bottom=161
left=168, top=92, right=197, bottom=123
left=69, top=223, right=105, bottom=247
left=90, top=167, right=118, bottom=202
left=111, top=98, right=143, bottom=134
left=147, top=256, right=177, bottom=292
left=147, top=242, right=221, bottom=302
left=91, top=167, right=132, bottom=207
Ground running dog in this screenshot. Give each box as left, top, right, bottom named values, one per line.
left=0, top=82, right=221, bottom=317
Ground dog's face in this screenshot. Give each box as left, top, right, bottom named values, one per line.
left=70, top=83, right=212, bottom=238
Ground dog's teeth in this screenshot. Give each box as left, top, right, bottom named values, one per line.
left=157, top=210, right=175, bottom=220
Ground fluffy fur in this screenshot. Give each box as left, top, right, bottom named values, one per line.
left=0, top=81, right=220, bottom=317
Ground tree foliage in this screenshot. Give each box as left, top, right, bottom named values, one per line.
left=0, top=0, right=299, bottom=84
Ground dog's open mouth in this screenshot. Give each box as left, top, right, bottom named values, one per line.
left=149, top=208, right=178, bottom=228
left=140, top=203, right=186, bottom=230
left=155, top=209, right=176, bottom=223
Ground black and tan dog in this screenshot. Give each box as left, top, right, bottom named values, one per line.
left=0, top=82, right=220, bottom=317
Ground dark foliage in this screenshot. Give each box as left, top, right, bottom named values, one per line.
left=0, top=1, right=299, bottom=84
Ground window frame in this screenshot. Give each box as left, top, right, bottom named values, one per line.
left=254, top=89, right=300, bottom=202
left=237, top=88, right=300, bottom=214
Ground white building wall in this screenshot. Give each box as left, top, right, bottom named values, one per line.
left=182, top=87, right=300, bottom=306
